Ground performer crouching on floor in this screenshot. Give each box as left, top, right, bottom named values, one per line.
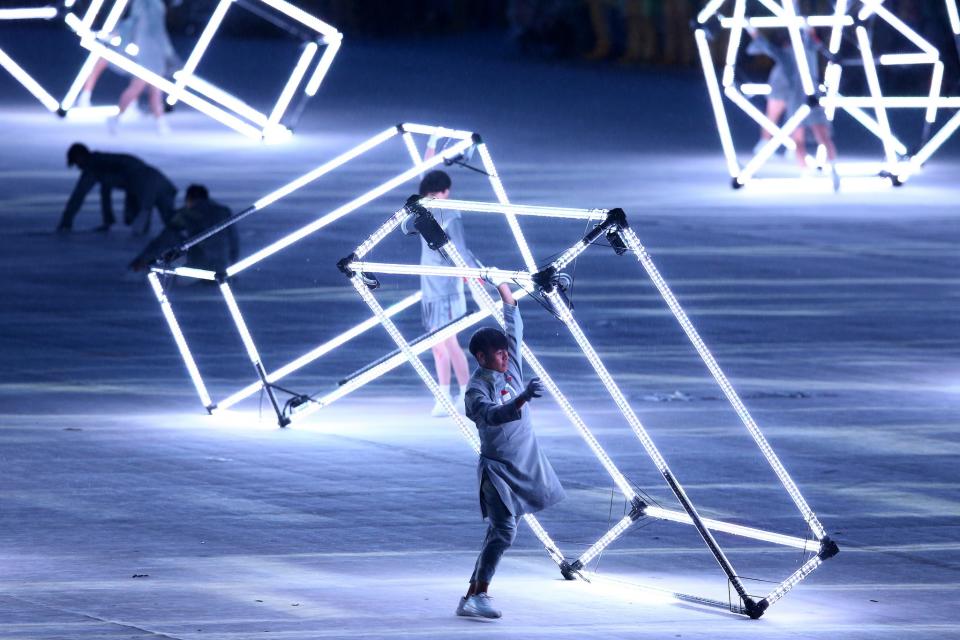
left=457, top=280, right=566, bottom=619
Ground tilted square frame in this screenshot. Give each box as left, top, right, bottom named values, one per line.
left=694, top=0, right=960, bottom=190
left=148, top=123, right=527, bottom=426
left=339, top=196, right=838, bottom=618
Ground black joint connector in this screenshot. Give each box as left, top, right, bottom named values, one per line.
left=336, top=253, right=357, bottom=278
left=159, top=247, right=183, bottom=264
left=278, top=415, right=291, bottom=428
left=407, top=203, right=449, bottom=251
left=606, top=207, right=628, bottom=230
left=471, top=132, right=483, bottom=145
left=628, top=496, right=648, bottom=520
left=559, top=559, right=583, bottom=581
left=818, top=536, right=840, bottom=561
left=395, top=123, right=405, bottom=133
left=214, top=271, right=228, bottom=284
left=205, top=404, right=217, bottom=415
left=745, top=598, right=768, bottom=620
left=405, top=193, right=424, bottom=209
left=56, top=107, right=67, bottom=118
left=532, top=266, right=557, bottom=293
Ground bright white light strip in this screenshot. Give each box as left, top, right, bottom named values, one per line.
left=738, top=106, right=810, bottom=184
left=756, top=0, right=786, bottom=16
left=764, top=555, right=823, bottom=607
left=176, top=72, right=270, bottom=127
left=542, top=287, right=749, bottom=599
left=149, top=266, right=218, bottom=281
left=823, top=62, right=841, bottom=120
left=619, top=227, right=826, bottom=539
left=829, top=0, right=848, bottom=54
left=401, top=131, right=422, bottom=169
left=718, top=16, right=852, bottom=28
left=61, top=54, right=100, bottom=111
left=821, top=96, right=960, bottom=108
left=64, top=105, right=120, bottom=120
left=725, top=87, right=797, bottom=150
left=304, top=34, right=341, bottom=97
left=80, top=0, right=106, bottom=31
left=645, top=506, right=818, bottom=552
left=399, top=123, right=474, bottom=140
left=578, top=515, right=634, bottom=565
left=216, top=291, right=422, bottom=410
left=696, top=0, right=725, bottom=24
left=422, top=198, right=608, bottom=221
left=219, top=281, right=263, bottom=365
left=905, top=108, right=960, bottom=177
left=0, top=46, right=60, bottom=111
left=879, top=53, right=939, bottom=65
left=252, top=126, right=398, bottom=210
left=228, top=138, right=473, bottom=276
left=168, top=0, right=233, bottom=107
left=0, top=7, right=57, bottom=19
left=475, top=143, right=538, bottom=272
left=948, top=0, right=960, bottom=34
left=148, top=272, right=213, bottom=408
left=348, top=274, right=567, bottom=567
left=259, top=0, right=338, bottom=37
left=722, top=0, right=746, bottom=88
left=267, top=41, right=318, bottom=129
left=740, top=83, right=771, bottom=96
left=783, top=0, right=815, bottom=96
left=346, top=261, right=533, bottom=284
left=829, top=99, right=909, bottom=155
left=695, top=29, right=740, bottom=178
left=74, top=29, right=263, bottom=139
left=926, top=62, right=944, bottom=124
left=859, top=0, right=939, bottom=57
left=857, top=26, right=898, bottom=165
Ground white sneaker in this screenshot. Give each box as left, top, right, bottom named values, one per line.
left=430, top=394, right=452, bottom=418
left=77, top=90, right=92, bottom=108
left=107, top=114, right=119, bottom=135
left=456, top=594, right=501, bottom=619
left=830, top=166, right=841, bottom=192
left=155, top=116, right=171, bottom=136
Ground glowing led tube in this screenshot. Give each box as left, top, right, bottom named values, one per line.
left=724, top=87, right=798, bottom=150
left=174, top=72, right=270, bottom=127
left=823, top=96, right=960, bottom=108
left=258, top=0, right=338, bottom=37
left=304, top=34, right=341, bottom=97
left=740, top=83, right=772, bottom=96
left=738, top=106, right=810, bottom=184
left=421, top=198, right=607, bottom=221
left=345, top=261, right=533, bottom=284
left=763, top=555, right=823, bottom=608
left=0, top=47, right=60, bottom=111
left=577, top=515, right=635, bottom=566
left=217, top=291, right=422, bottom=410
left=859, top=0, right=939, bottom=57
left=149, top=266, right=218, bottom=281
left=879, top=53, right=939, bottom=65
left=948, top=0, right=960, bottom=35
left=926, top=62, right=945, bottom=124
left=228, top=138, right=473, bottom=275
left=695, top=29, right=739, bottom=178
left=267, top=41, right=318, bottom=129
left=0, top=7, right=58, bottom=19
left=399, top=123, right=474, bottom=140
left=857, top=26, right=898, bottom=165
left=783, top=0, right=815, bottom=96
left=722, top=0, right=746, bottom=88
left=829, top=0, right=848, bottom=54
left=148, top=272, right=213, bottom=408
left=644, top=506, right=819, bottom=552
left=619, top=227, right=826, bottom=539
left=168, top=0, right=232, bottom=107
left=904, top=108, right=960, bottom=176
left=475, top=143, right=538, bottom=271
left=401, top=131, right=423, bottom=169
left=696, top=0, right=725, bottom=24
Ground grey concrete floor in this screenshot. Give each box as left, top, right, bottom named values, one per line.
left=1, top=30, right=959, bottom=640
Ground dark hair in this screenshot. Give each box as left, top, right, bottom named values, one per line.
left=185, top=184, right=209, bottom=201
left=468, top=327, right=508, bottom=359
left=418, top=170, right=451, bottom=196
left=67, top=142, right=90, bottom=167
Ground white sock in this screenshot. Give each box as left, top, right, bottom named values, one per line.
left=438, top=384, right=451, bottom=398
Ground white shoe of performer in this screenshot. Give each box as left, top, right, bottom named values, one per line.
left=155, top=116, right=171, bottom=137
left=430, top=393, right=452, bottom=418
left=456, top=593, right=501, bottom=619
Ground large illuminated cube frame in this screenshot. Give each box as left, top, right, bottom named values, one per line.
left=0, top=0, right=340, bottom=138
left=695, top=0, right=960, bottom=189
left=148, top=123, right=517, bottom=426
left=338, top=196, right=838, bottom=618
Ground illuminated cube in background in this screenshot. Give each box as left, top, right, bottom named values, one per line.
left=65, top=0, right=341, bottom=139
left=694, top=0, right=960, bottom=191
left=343, top=196, right=837, bottom=618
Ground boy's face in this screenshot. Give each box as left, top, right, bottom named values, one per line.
left=477, top=346, right=509, bottom=373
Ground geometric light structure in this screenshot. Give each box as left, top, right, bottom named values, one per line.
left=695, top=0, right=960, bottom=188
left=147, top=123, right=518, bottom=425
left=0, top=0, right=339, bottom=138
left=339, top=196, right=838, bottom=618
left=63, top=0, right=341, bottom=139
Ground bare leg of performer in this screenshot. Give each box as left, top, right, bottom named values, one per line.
left=79, top=58, right=110, bottom=107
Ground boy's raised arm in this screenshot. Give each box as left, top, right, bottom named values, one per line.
left=497, top=283, right=523, bottom=381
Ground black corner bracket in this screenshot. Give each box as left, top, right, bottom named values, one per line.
left=337, top=252, right=379, bottom=290
left=628, top=496, right=648, bottom=520
left=560, top=558, right=584, bottom=581
left=532, top=266, right=557, bottom=293
left=818, top=536, right=840, bottom=561
left=745, top=597, right=769, bottom=620
left=405, top=198, right=449, bottom=251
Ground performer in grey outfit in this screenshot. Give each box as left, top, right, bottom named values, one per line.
left=456, top=282, right=566, bottom=620
left=58, top=143, right=176, bottom=234
left=401, top=170, right=479, bottom=417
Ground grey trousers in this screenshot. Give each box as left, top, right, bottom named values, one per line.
left=470, top=475, right=519, bottom=585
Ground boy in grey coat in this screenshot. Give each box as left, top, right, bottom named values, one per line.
left=457, top=282, right=566, bottom=619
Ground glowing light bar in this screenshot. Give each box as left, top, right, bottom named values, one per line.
left=304, top=33, right=341, bottom=97
left=740, top=83, right=772, bottom=96
left=738, top=106, right=811, bottom=184
left=718, top=16, right=852, bottom=28
left=904, top=108, right=960, bottom=176
left=696, top=0, right=725, bottom=24
left=859, top=0, right=939, bottom=57
left=926, top=62, right=944, bottom=124
left=645, top=506, right=818, bottom=552
left=267, top=41, right=317, bottom=129
left=857, top=26, right=898, bottom=165
left=0, top=7, right=58, bottom=19
left=217, top=291, right=422, bottom=410
left=619, top=227, right=826, bottom=539
left=763, top=555, right=823, bottom=607
left=821, top=96, right=960, bottom=109
left=422, top=198, right=608, bottom=221
left=148, top=272, right=213, bottom=408
left=167, top=0, right=233, bottom=107
left=948, top=0, right=960, bottom=34
left=0, top=46, right=59, bottom=111
left=879, top=53, right=939, bottom=65
left=475, top=143, right=538, bottom=271
left=725, top=87, right=797, bottom=150
left=399, top=123, right=474, bottom=139
left=252, top=126, right=398, bottom=210
left=722, top=0, right=746, bottom=88
left=401, top=131, right=422, bottom=169
left=228, top=138, right=474, bottom=275
left=783, top=0, right=815, bottom=96
left=347, top=260, right=533, bottom=284
left=829, top=0, right=848, bottom=53
left=175, top=72, right=271, bottom=128
left=149, top=266, right=218, bottom=281
left=695, top=29, right=739, bottom=178
left=259, top=0, right=338, bottom=37
left=577, top=515, right=634, bottom=566
left=64, top=105, right=120, bottom=120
